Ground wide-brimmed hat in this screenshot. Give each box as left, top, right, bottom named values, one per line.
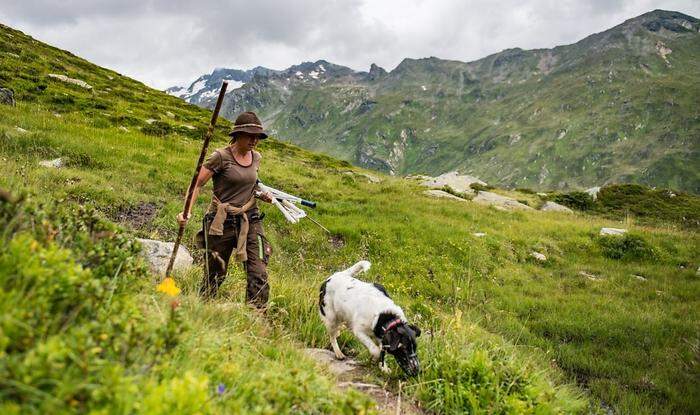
left=229, top=111, right=268, bottom=140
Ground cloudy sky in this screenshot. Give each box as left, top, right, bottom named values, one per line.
left=2, top=0, right=698, bottom=90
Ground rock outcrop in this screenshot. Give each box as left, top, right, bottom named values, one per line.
left=472, top=191, right=533, bottom=210
left=424, top=190, right=466, bottom=202
left=48, top=74, right=93, bottom=90
left=421, top=171, right=487, bottom=194
left=366, top=63, right=387, bottom=81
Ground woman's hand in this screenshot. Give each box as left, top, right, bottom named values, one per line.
left=176, top=211, right=190, bottom=226
left=259, top=192, right=274, bottom=203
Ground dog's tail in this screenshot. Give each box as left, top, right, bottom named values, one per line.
left=345, top=260, right=371, bottom=276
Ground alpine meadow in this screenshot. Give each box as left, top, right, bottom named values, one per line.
left=1, top=8, right=699, bottom=415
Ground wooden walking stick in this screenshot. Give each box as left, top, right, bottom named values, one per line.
left=163, top=81, right=228, bottom=280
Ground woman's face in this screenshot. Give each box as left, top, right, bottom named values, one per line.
left=235, top=132, right=260, bottom=151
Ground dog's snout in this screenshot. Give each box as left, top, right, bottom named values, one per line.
left=409, top=357, right=420, bottom=375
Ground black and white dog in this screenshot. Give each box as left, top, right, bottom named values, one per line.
left=319, top=260, right=421, bottom=376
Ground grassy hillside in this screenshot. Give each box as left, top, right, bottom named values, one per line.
left=2, top=22, right=699, bottom=414
left=215, top=10, right=700, bottom=193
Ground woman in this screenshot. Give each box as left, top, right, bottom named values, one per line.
left=178, top=111, right=274, bottom=308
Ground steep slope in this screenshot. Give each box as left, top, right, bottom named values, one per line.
left=188, top=10, right=700, bottom=193
left=2, top=21, right=699, bottom=415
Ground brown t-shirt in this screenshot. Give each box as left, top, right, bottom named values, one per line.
left=203, top=147, right=261, bottom=207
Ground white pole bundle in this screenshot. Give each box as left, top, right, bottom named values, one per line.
left=257, top=182, right=316, bottom=223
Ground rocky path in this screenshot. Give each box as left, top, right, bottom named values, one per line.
left=304, top=348, right=425, bottom=415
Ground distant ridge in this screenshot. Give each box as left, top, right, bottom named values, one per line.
left=171, top=10, right=700, bottom=193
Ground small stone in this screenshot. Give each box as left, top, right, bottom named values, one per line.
left=0, top=87, right=15, bottom=106
left=579, top=271, right=602, bottom=281
left=600, top=227, right=627, bottom=236
left=182, top=124, right=196, bottom=130
left=531, top=252, right=547, bottom=261
left=118, top=126, right=129, bottom=132
left=473, top=232, right=487, bottom=237
left=39, top=158, right=64, bottom=168
left=15, top=126, right=28, bottom=133
left=165, top=111, right=175, bottom=118
left=145, top=118, right=157, bottom=124
left=632, top=275, right=647, bottom=281
left=52, top=112, right=62, bottom=118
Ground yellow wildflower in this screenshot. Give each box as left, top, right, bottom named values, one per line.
left=156, top=277, right=181, bottom=297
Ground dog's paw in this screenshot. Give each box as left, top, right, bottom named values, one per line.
left=334, top=351, right=347, bottom=360
left=380, top=363, right=391, bottom=374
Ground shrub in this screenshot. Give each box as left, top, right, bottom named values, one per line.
left=442, top=185, right=470, bottom=199
left=595, top=184, right=700, bottom=229
left=470, top=182, right=493, bottom=192
left=552, top=191, right=594, bottom=211
left=596, top=233, right=657, bottom=261
left=142, top=120, right=173, bottom=136
left=0, top=197, right=184, bottom=413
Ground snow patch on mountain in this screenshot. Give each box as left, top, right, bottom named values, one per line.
left=190, top=79, right=207, bottom=95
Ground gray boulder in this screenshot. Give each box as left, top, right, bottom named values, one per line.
left=540, top=201, right=573, bottom=213
left=0, top=88, right=15, bottom=106
left=136, top=238, right=193, bottom=276
left=424, top=190, right=466, bottom=202
left=421, top=171, right=486, bottom=194
left=472, top=191, right=533, bottom=210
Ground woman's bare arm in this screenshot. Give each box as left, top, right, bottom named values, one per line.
left=177, top=167, right=214, bottom=225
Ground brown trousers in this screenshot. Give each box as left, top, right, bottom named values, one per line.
left=200, top=208, right=270, bottom=307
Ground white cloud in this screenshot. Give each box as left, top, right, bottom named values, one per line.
left=1, top=0, right=698, bottom=89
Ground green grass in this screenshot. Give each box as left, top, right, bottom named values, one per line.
left=1, top=22, right=699, bottom=414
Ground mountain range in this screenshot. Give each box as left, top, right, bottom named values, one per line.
left=169, top=10, right=700, bottom=193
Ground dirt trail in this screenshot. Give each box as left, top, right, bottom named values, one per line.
left=305, top=348, right=425, bottom=415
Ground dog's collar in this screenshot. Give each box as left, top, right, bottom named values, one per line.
left=383, top=318, right=403, bottom=335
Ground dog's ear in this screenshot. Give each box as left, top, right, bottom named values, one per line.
left=409, top=324, right=421, bottom=337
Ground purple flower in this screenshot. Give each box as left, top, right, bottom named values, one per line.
left=217, top=383, right=226, bottom=395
